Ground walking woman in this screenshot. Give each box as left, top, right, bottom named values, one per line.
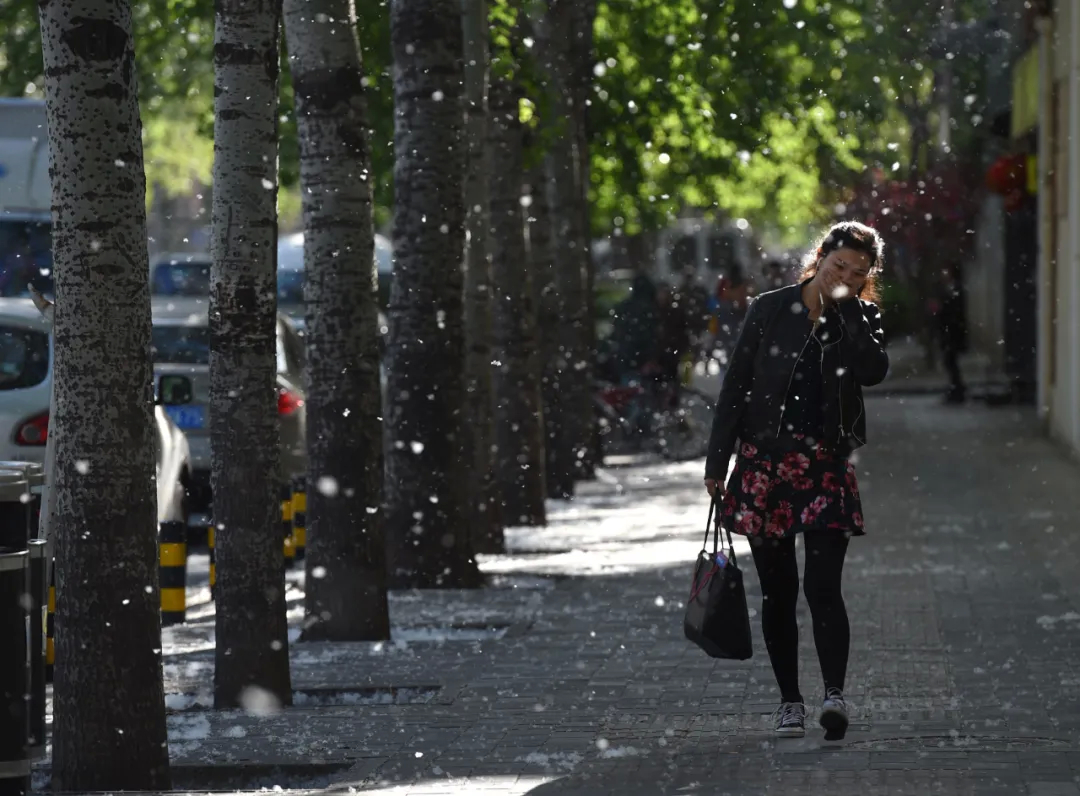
left=703, top=221, right=889, bottom=741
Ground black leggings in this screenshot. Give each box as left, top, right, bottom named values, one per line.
left=750, top=531, right=850, bottom=704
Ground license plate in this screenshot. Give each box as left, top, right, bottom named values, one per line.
left=165, top=405, right=206, bottom=431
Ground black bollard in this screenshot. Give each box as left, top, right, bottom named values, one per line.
left=158, top=521, right=187, bottom=626
left=291, top=475, right=306, bottom=562
left=282, top=484, right=295, bottom=570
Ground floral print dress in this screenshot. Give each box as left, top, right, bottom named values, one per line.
left=719, top=438, right=865, bottom=539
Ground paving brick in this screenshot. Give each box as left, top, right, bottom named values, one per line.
left=36, top=396, right=1080, bottom=795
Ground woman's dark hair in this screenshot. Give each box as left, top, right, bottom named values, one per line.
left=799, top=221, right=884, bottom=304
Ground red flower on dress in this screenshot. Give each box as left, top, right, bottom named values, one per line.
left=741, top=468, right=771, bottom=498
left=740, top=442, right=759, bottom=458
left=777, top=452, right=810, bottom=482
left=792, top=476, right=814, bottom=490
left=735, top=507, right=763, bottom=536
left=845, top=466, right=859, bottom=495
left=822, top=471, right=843, bottom=493
left=720, top=491, right=737, bottom=515
left=765, top=501, right=794, bottom=537
left=800, top=495, right=830, bottom=525
left=852, top=511, right=864, bottom=530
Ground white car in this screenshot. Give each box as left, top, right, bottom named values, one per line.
left=0, top=298, right=192, bottom=524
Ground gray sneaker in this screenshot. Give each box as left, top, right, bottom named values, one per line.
left=772, top=701, right=806, bottom=737
left=820, top=688, right=850, bottom=740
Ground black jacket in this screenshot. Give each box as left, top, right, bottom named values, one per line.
left=704, top=282, right=889, bottom=479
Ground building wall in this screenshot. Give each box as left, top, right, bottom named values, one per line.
left=969, top=196, right=1007, bottom=372
left=1045, top=0, right=1080, bottom=451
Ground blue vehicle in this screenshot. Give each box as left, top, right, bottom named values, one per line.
left=0, top=99, right=53, bottom=301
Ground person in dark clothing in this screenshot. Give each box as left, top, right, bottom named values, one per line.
left=673, top=267, right=710, bottom=350
left=936, top=264, right=968, bottom=404
left=610, top=273, right=660, bottom=383
left=703, top=221, right=889, bottom=741
left=762, top=257, right=789, bottom=290
left=656, top=284, right=691, bottom=405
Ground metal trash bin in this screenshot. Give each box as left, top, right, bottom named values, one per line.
left=0, top=463, right=44, bottom=543
left=0, top=548, right=30, bottom=796
left=0, top=470, right=38, bottom=796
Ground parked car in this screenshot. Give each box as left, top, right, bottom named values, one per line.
left=276, top=231, right=393, bottom=327
left=150, top=297, right=307, bottom=520
left=0, top=298, right=192, bottom=524
left=149, top=252, right=212, bottom=298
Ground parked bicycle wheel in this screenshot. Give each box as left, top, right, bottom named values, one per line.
left=655, top=386, right=712, bottom=461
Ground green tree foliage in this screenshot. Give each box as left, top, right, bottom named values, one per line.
left=0, top=0, right=394, bottom=222
left=0, top=0, right=997, bottom=239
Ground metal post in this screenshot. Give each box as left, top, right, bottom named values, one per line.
left=25, top=541, right=45, bottom=760
left=208, top=524, right=216, bottom=601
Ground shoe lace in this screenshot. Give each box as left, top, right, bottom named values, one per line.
left=825, top=688, right=847, bottom=706
left=772, top=701, right=805, bottom=726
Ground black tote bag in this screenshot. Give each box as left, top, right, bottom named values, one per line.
left=683, top=493, right=753, bottom=660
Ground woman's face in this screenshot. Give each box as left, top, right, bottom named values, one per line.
left=817, top=246, right=872, bottom=299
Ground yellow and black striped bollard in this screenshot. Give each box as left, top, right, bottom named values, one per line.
left=46, top=568, right=54, bottom=682
left=208, top=524, right=216, bottom=600
left=291, top=476, right=307, bottom=562
left=159, top=521, right=187, bottom=626
left=282, top=484, right=296, bottom=569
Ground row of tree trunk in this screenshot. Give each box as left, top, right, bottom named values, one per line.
left=37, top=0, right=597, bottom=789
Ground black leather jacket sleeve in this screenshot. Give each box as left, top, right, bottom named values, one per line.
left=838, top=298, right=889, bottom=387
left=704, top=297, right=769, bottom=480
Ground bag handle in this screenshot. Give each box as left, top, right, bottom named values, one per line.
left=701, top=490, right=738, bottom=565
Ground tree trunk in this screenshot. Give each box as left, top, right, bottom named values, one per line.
left=385, top=0, right=482, bottom=589
left=489, top=73, right=547, bottom=526
left=461, top=0, right=503, bottom=553
left=283, top=0, right=390, bottom=641
left=540, top=0, right=592, bottom=492
left=570, top=0, right=598, bottom=480
left=523, top=10, right=572, bottom=499
left=39, top=1, right=171, bottom=788
left=211, top=0, right=292, bottom=708
left=525, top=163, right=569, bottom=499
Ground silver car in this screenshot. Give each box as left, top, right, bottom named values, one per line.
left=0, top=298, right=192, bottom=525
left=150, top=297, right=307, bottom=519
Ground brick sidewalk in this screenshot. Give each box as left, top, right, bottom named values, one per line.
left=46, top=396, right=1080, bottom=795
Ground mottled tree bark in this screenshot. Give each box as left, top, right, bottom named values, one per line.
left=284, top=0, right=390, bottom=640
left=489, top=73, right=546, bottom=526
left=525, top=163, right=567, bottom=500
left=211, top=0, right=292, bottom=707
left=461, top=0, right=503, bottom=553
left=38, top=0, right=170, bottom=788
left=538, top=0, right=591, bottom=493
left=570, top=0, right=598, bottom=480
left=384, top=0, right=481, bottom=588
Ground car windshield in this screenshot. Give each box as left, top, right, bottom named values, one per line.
left=0, top=325, right=49, bottom=390
left=0, top=220, right=54, bottom=297
left=152, top=260, right=212, bottom=297
left=151, top=325, right=210, bottom=365
left=278, top=269, right=304, bottom=306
